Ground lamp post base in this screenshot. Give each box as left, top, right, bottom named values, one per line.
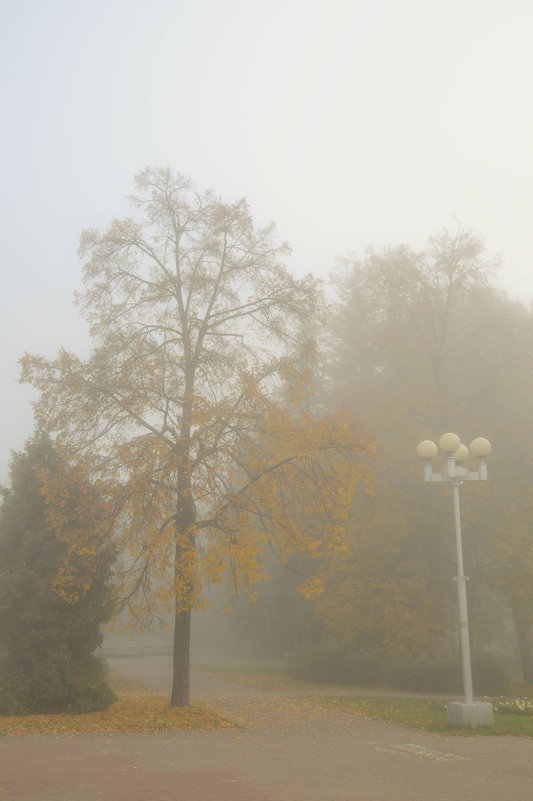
left=447, top=701, right=494, bottom=728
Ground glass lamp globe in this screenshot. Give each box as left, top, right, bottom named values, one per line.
left=470, top=437, right=491, bottom=458
left=417, top=440, right=438, bottom=460
left=439, top=432, right=461, bottom=454
left=452, top=443, right=469, bottom=463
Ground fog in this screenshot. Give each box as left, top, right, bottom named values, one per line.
left=1, top=0, right=533, bottom=482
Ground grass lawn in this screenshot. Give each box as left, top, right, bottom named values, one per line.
left=308, top=695, right=533, bottom=737
left=0, top=670, right=238, bottom=736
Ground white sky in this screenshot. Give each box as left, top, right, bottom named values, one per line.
left=1, top=0, right=532, bottom=482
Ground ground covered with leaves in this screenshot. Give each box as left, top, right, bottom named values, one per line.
left=0, top=671, right=238, bottom=736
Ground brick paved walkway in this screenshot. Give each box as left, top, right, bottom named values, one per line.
left=1, top=655, right=533, bottom=801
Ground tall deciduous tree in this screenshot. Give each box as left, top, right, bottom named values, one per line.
left=21, top=168, right=375, bottom=705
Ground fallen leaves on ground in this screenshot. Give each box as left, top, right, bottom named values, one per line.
left=0, top=696, right=238, bottom=736
left=0, top=671, right=239, bottom=736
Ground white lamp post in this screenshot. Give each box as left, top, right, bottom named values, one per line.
left=417, top=433, right=494, bottom=729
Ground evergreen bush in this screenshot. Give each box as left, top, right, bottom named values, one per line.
left=0, top=433, right=116, bottom=715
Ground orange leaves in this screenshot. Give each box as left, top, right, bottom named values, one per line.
left=297, top=576, right=325, bottom=599
left=0, top=696, right=237, bottom=735
left=193, top=400, right=375, bottom=606
left=28, top=373, right=376, bottom=631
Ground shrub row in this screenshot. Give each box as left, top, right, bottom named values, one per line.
left=287, top=646, right=510, bottom=696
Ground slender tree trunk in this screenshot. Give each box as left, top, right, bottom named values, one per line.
left=510, top=598, right=533, bottom=685
left=171, top=606, right=191, bottom=706
left=170, top=483, right=196, bottom=707
left=171, top=361, right=196, bottom=707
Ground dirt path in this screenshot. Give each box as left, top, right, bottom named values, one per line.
left=2, top=655, right=533, bottom=801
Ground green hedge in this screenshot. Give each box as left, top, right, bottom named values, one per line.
left=385, top=653, right=510, bottom=696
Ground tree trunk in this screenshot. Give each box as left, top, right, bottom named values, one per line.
left=511, top=598, right=533, bottom=685
left=171, top=605, right=191, bottom=706
left=170, top=483, right=196, bottom=707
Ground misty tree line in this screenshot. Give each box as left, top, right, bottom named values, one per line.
left=229, top=228, right=533, bottom=685
left=2, top=168, right=532, bottom=714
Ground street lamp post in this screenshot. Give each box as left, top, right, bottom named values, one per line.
left=417, top=433, right=494, bottom=729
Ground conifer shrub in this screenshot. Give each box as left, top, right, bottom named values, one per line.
left=0, top=651, right=115, bottom=715
left=0, top=433, right=116, bottom=715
